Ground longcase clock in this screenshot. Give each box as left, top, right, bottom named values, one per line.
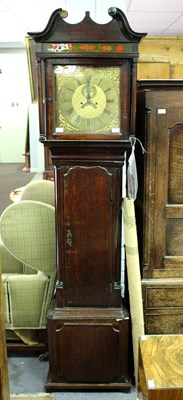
left=28, top=7, right=146, bottom=390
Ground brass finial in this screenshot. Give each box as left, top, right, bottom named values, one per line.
left=60, top=10, right=68, bottom=19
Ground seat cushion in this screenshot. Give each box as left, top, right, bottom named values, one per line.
left=5, top=274, right=50, bottom=328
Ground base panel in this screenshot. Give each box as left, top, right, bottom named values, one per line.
left=45, top=376, right=131, bottom=392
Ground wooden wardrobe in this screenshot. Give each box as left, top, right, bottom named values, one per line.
left=136, top=80, right=183, bottom=334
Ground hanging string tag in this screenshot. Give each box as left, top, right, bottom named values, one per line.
left=127, top=139, right=138, bottom=200
left=127, top=137, right=146, bottom=201
left=135, top=137, right=146, bottom=154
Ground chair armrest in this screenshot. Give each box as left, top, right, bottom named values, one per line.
left=0, top=201, right=56, bottom=276
left=0, top=239, right=23, bottom=274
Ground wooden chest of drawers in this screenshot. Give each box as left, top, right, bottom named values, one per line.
left=142, top=279, right=183, bottom=334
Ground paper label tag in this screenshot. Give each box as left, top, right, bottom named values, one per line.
left=56, top=127, right=64, bottom=133
left=147, top=380, right=155, bottom=389
left=112, top=127, right=120, bottom=133
left=158, top=109, right=166, bottom=114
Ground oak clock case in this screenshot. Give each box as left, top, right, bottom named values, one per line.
left=28, top=6, right=146, bottom=391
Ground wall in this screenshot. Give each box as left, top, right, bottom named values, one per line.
left=0, top=48, right=31, bottom=162
left=138, top=36, right=183, bottom=79
left=29, top=103, right=44, bottom=173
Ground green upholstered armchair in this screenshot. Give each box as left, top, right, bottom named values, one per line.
left=0, top=179, right=56, bottom=347
left=20, top=179, right=55, bottom=206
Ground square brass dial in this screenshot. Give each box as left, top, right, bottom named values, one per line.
left=54, top=65, right=120, bottom=134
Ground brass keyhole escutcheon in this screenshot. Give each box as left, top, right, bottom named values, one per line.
left=66, top=229, right=73, bottom=247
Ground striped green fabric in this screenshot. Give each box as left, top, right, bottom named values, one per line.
left=0, top=238, right=23, bottom=274
left=2, top=273, right=55, bottom=329
left=0, top=239, right=36, bottom=275
left=8, top=274, right=49, bottom=328
left=20, top=179, right=55, bottom=207
left=0, top=200, right=56, bottom=330
left=2, top=275, right=10, bottom=326
left=0, top=201, right=56, bottom=276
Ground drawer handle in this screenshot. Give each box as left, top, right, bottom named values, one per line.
left=66, top=229, right=73, bottom=247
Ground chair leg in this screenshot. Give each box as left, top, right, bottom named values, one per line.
left=6, top=329, right=48, bottom=354
left=0, top=272, right=10, bottom=400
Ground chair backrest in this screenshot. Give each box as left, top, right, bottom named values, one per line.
left=20, top=179, right=55, bottom=207
left=0, top=200, right=56, bottom=276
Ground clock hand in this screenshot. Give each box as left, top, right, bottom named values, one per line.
left=81, top=75, right=97, bottom=108
left=86, top=75, right=92, bottom=103
left=81, top=102, right=97, bottom=109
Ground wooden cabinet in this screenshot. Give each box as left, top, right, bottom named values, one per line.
left=136, top=80, right=183, bottom=334
left=29, top=7, right=145, bottom=390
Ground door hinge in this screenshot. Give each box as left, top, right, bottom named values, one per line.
left=114, top=281, right=122, bottom=290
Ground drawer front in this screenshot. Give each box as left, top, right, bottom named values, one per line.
left=145, top=287, right=183, bottom=308
left=145, top=313, right=183, bottom=334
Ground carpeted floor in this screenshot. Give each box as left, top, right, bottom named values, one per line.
left=0, top=163, right=35, bottom=215
left=8, top=353, right=137, bottom=400
left=10, top=394, right=137, bottom=400
left=10, top=395, right=55, bottom=399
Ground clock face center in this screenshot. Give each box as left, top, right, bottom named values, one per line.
left=72, top=84, right=106, bottom=118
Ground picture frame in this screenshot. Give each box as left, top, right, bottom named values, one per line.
left=25, top=36, right=38, bottom=103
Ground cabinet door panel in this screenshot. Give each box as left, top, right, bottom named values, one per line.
left=166, top=219, right=183, bottom=256
left=56, top=165, right=119, bottom=306
left=137, top=84, right=183, bottom=336
left=168, top=123, right=183, bottom=203
left=165, top=117, right=183, bottom=262
left=155, top=113, right=183, bottom=267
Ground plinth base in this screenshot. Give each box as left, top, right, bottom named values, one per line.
left=45, top=379, right=131, bottom=391
left=45, top=303, right=131, bottom=391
